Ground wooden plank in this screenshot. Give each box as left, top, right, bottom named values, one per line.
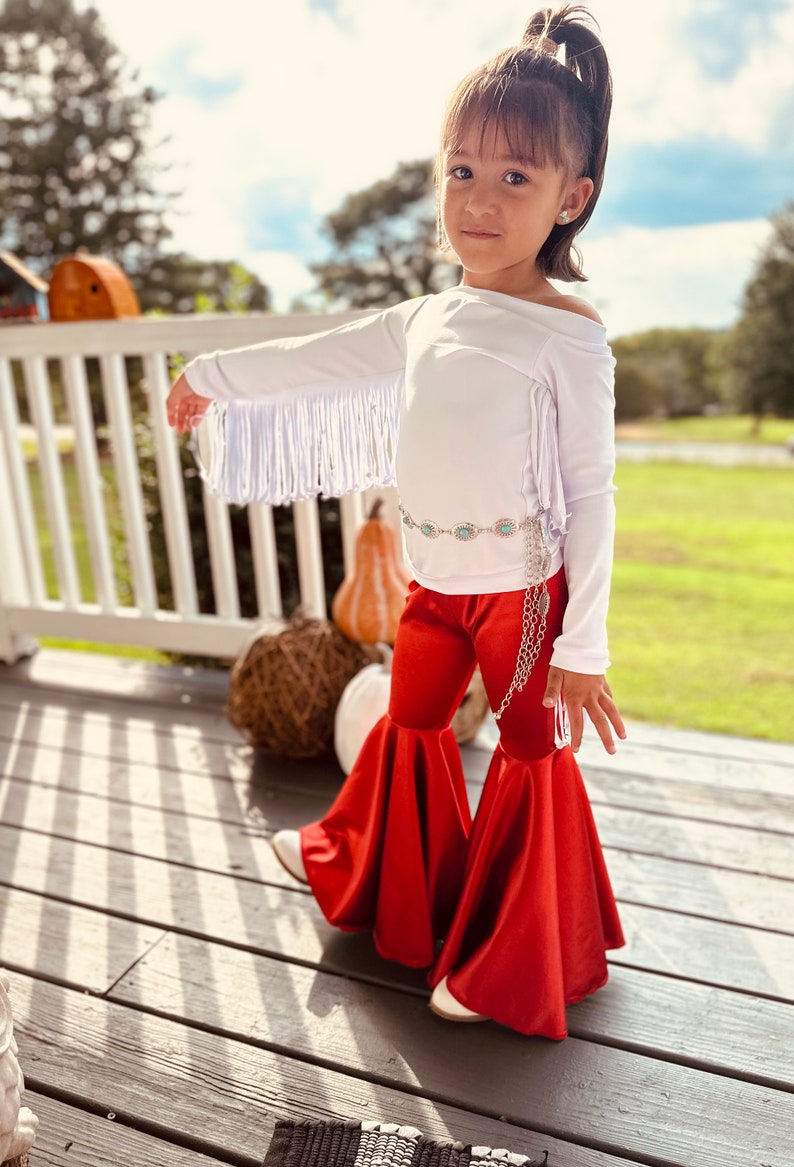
left=4, top=647, right=793, bottom=793
left=3, top=688, right=793, bottom=836
left=0, top=648, right=232, bottom=717
left=262, top=779, right=794, bottom=895
left=567, top=964, right=793, bottom=1091
left=579, top=717, right=794, bottom=767
left=0, top=687, right=236, bottom=742
left=480, top=717, right=794, bottom=794
left=11, top=974, right=636, bottom=1167
left=23, top=1092, right=234, bottom=1167
left=582, top=765, right=794, bottom=833
left=110, top=931, right=794, bottom=1167
left=2, top=840, right=790, bottom=1090
left=576, top=735, right=794, bottom=796
left=5, top=716, right=794, bottom=843
left=3, top=784, right=789, bottom=938
left=5, top=678, right=794, bottom=818
left=604, top=847, right=792, bottom=933
left=612, top=902, right=794, bottom=1000
left=593, top=805, right=792, bottom=878
left=254, top=785, right=794, bottom=879
left=0, top=887, right=166, bottom=993
left=0, top=701, right=250, bottom=781
left=3, top=812, right=789, bottom=1003
left=6, top=816, right=793, bottom=998
left=0, top=760, right=255, bottom=854
left=3, top=734, right=791, bottom=884
left=8, top=648, right=794, bottom=772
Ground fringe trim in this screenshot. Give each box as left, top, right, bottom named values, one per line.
left=529, top=384, right=568, bottom=545
left=193, top=374, right=404, bottom=506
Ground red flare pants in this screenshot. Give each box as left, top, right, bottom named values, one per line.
left=300, top=570, right=624, bottom=1038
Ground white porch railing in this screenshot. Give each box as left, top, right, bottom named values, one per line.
left=0, top=311, right=392, bottom=663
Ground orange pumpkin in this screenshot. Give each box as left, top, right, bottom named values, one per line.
left=48, top=253, right=141, bottom=321
left=332, top=498, right=412, bottom=645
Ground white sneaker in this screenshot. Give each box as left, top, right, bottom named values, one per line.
left=271, top=829, right=309, bottom=884
left=429, top=976, right=488, bottom=1022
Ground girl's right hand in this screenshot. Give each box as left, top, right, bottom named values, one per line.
left=166, top=373, right=213, bottom=434
left=542, top=666, right=626, bottom=755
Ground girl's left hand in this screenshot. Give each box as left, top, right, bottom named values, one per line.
left=166, top=372, right=213, bottom=434
left=542, top=667, right=626, bottom=755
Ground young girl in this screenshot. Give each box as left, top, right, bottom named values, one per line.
left=167, top=4, right=626, bottom=1039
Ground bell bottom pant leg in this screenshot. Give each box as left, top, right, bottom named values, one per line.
left=429, top=572, right=626, bottom=1039
left=300, top=584, right=476, bottom=968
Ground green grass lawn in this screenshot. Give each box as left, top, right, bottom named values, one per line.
left=609, top=461, right=794, bottom=742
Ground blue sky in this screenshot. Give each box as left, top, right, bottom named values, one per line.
left=86, top=0, right=794, bottom=338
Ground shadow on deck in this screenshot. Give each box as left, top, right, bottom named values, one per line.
left=0, top=650, right=792, bottom=1167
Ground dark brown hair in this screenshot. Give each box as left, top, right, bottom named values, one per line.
left=437, top=5, right=612, bottom=281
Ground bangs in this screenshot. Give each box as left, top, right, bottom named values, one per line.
left=441, top=77, right=574, bottom=172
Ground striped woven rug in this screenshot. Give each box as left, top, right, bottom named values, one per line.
left=263, top=1120, right=548, bottom=1167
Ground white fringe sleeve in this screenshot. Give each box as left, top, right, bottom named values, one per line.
left=184, top=302, right=420, bottom=506
left=193, top=374, right=404, bottom=506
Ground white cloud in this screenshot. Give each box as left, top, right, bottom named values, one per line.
left=243, top=250, right=314, bottom=311
left=580, top=218, right=772, bottom=338
left=592, top=0, right=794, bottom=147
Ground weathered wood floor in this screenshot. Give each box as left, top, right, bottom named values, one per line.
left=0, top=649, right=792, bottom=1167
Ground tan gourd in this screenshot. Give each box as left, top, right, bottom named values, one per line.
left=331, top=499, right=412, bottom=645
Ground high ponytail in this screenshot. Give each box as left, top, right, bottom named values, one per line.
left=438, top=5, right=613, bottom=281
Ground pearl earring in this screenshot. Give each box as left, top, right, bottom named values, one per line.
left=558, top=210, right=570, bottom=224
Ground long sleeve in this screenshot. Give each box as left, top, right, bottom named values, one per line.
left=535, top=331, right=617, bottom=674
left=184, top=300, right=425, bottom=505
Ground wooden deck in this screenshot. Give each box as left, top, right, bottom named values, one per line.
left=0, top=649, right=792, bottom=1167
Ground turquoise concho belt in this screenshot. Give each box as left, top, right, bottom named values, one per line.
left=398, top=502, right=553, bottom=722
left=399, top=506, right=522, bottom=542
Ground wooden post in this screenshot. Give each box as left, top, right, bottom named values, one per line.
left=0, top=418, right=36, bottom=664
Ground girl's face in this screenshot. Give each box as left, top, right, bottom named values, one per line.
left=440, top=121, right=593, bottom=298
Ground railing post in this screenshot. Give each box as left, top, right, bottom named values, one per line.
left=0, top=427, right=37, bottom=663
left=292, top=499, right=327, bottom=620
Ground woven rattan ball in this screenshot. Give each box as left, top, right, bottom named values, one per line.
left=226, top=611, right=376, bottom=758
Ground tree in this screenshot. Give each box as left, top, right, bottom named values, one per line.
left=139, top=254, right=271, bottom=316
left=722, top=200, right=794, bottom=419
left=611, top=327, right=724, bottom=421
left=312, top=159, right=459, bottom=307
left=0, top=0, right=172, bottom=273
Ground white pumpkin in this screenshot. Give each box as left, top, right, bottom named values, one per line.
left=334, top=646, right=393, bottom=773
left=0, top=973, right=37, bottom=1164
left=334, top=648, right=491, bottom=773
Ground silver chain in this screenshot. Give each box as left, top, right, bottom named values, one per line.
left=493, top=516, right=551, bottom=722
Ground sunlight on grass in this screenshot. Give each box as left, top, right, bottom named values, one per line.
left=39, top=637, right=171, bottom=663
